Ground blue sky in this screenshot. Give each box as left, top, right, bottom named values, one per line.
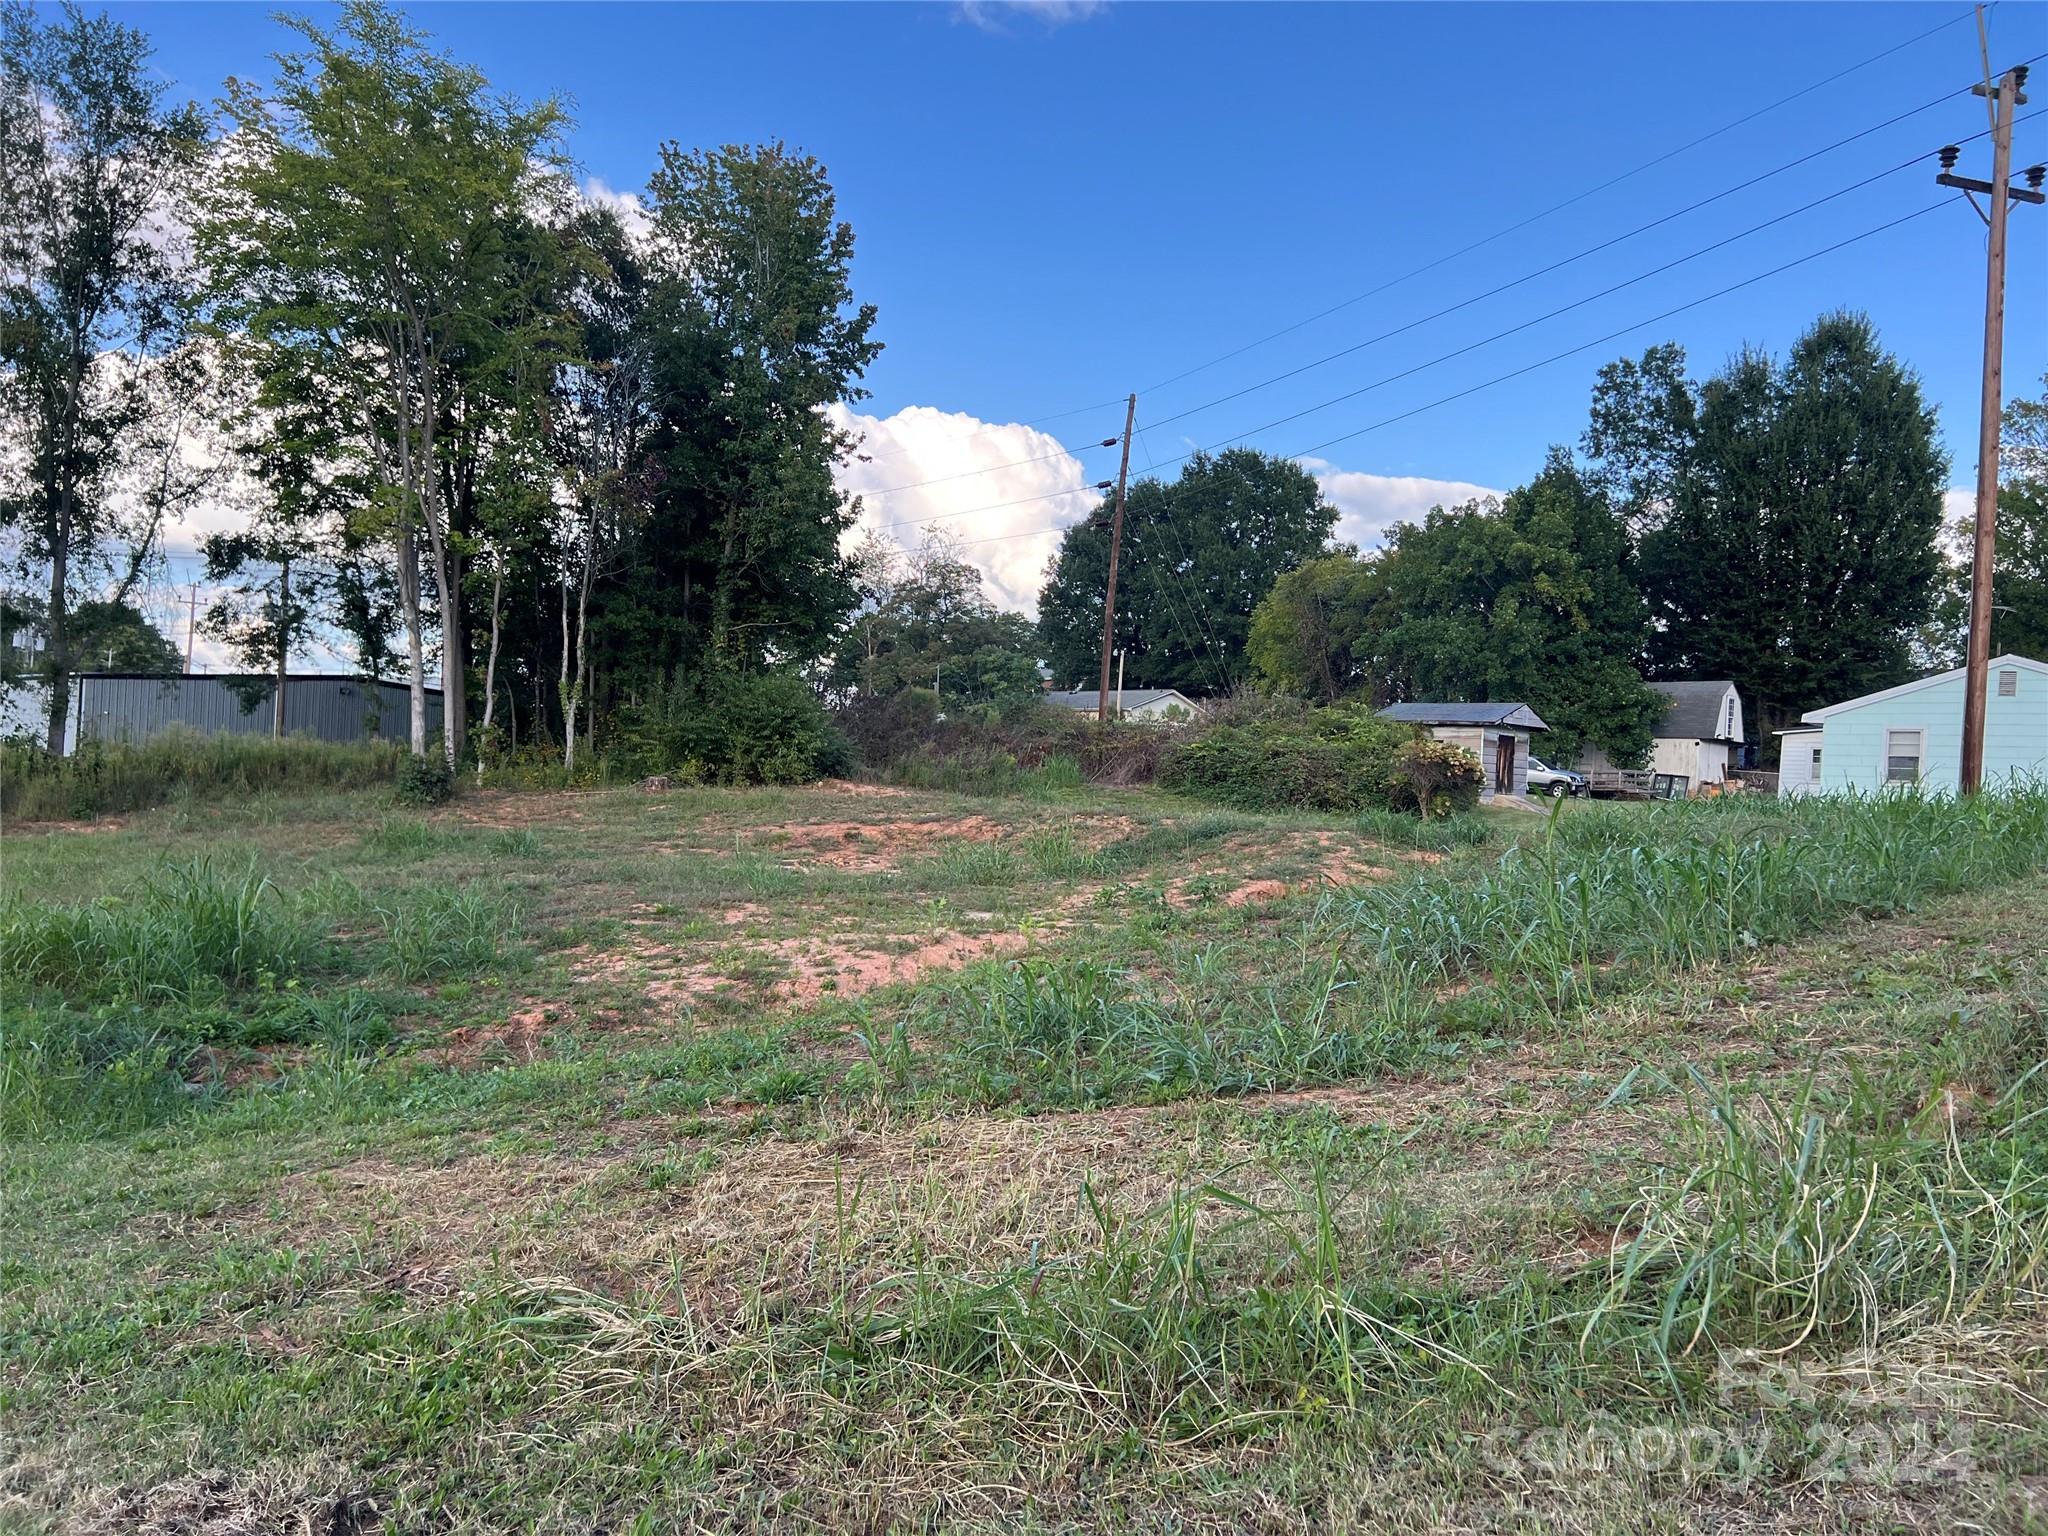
left=115, top=0, right=2048, bottom=614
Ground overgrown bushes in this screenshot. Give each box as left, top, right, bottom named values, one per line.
left=1, top=731, right=407, bottom=821
left=836, top=696, right=1176, bottom=793
left=622, top=669, right=852, bottom=786
left=1159, top=705, right=1469, bottom=815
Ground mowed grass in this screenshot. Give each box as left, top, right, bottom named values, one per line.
left=2, top=779, right=2046, bottom=1533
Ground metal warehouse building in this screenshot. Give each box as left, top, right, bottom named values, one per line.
left=63, top=673, right=443, bottom=753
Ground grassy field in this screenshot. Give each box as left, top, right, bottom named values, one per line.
left=2, top=779, right=2045, bottom=1533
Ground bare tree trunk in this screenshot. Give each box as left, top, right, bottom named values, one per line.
left=395, top=519, right=427, bottom=756
left=41, top=524, right=70, bottom=754
left=559, top=578, right=577, bottom=773
left=476, top=562, right=503, bottom=785
left=273, top=556, right=290, bottom=739
left=443, top=545, right=467, bottom=769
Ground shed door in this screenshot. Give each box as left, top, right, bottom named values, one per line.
left=1494, top=734, right=1514, bottom=793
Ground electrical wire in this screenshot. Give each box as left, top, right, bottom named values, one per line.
left=845, top=7, right=1979, bottom=471
left=1136, top=5, right=1989, bottom=398
left=1142, top=59, right=2048, bottom=434
left=925, top=197, right=1951, bottom=552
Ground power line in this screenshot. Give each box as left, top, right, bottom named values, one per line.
left=1143, top=59, right=2048, bottom=434
left=1135, top=5, right=1988, bottom=398
left=930, top=199, right=1948, bottom=552
left=846, top=9, right=1978, bottom=475
left=856, top=434, right=1121, bottom=496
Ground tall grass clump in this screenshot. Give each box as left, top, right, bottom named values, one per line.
left=923, top=955, right=1413, bottom=1107
left=0, top=858, right=313, bottom=1004
left=373, top=884, right=524, bottom=980
left=0, top=1008, right=191, bottom=1138
left=1, top=730, right=405, bottom=821
left=1330, top=787, right=2048, bottom=1023
left=1583, top=1066, right=2048, bottom=1383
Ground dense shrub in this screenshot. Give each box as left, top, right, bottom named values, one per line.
left=836, top=697, right=1177, bottom=791
left=1385, top=736, right=1484, bottom=818
left=624, top=668, right=853, bottom=786
left=1157, top=706, right=1424, bottom=813
left=395, top=753, right=454, bottom=806
left=0, top=731, right=406, bottom=821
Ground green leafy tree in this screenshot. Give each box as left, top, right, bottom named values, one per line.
left=1586, top=313, right=1946, bottom=746
left=1372, top=452, right=1665, bottom=763
left=1038, top=448, right=1335, bottom=694
left=197, top=0, right=568, bottom=764
left=63, top=598, right=178, bottom=672
left=1246, top=549, right=1391, bottom=704
left=0, top=1, right=204, bottom=749
left=828, top=533, right=1040, bottom=715
left=606, top=142, right=881, bottom=681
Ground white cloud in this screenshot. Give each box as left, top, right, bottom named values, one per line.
left=579, top=175, right=651, bottom=242
left=956, top=0, right=1107, bottom=32
left=829, top=404, right=1102, bottom=615
left=1299, top=458, right=1503, bottom=552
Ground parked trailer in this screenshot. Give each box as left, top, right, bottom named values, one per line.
left=1583, top=769, right=1690, bottom=801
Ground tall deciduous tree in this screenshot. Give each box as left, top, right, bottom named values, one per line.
left=1246, top=549, right=1390, bottom=705
left=1038, top=448, right=1335, bottom=694
left=0, top=1, right=203, bottom=750
left=1372, top=453, right=1663, bottom=762
left=198, top=0, right=566, bottom=763
left=1586, top=313, right=1946, bottom=746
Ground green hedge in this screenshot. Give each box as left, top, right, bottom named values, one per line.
left=619, top=669, right=853, bottom=786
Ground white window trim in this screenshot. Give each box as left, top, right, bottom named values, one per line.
left=1883, top=726, right=1925, bottom=785
left=1808, top=746, right=1822, bottom=783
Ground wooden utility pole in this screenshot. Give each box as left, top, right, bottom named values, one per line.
left=184, top=582, right=199, bottom=673
left=1096, top=393, right=1138, bottom=722
left=1936, top=62, right=2045, bottom=793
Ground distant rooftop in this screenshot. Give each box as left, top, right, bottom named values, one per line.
left=1651, top=680, right=1739, bottom=741
left=1378, top=701, right=1548, bottom=731
left=1045, top=688, right=1194, bottom=713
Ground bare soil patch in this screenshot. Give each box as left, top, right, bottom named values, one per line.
left=1167, top=829, right=1396, bottom=908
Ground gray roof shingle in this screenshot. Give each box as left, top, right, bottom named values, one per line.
left=1377, top=701, right=1547, bottom=730
left=1653, top=681, right=1739, bottom=740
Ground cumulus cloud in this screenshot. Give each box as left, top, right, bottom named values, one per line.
left=579, top=175, right=651, bottom=242
left=1299, top=458, right=1504, bottom=552
left=829, top=403, right=1104, bottom=615
left=956, top=0, right=1108, bottom=33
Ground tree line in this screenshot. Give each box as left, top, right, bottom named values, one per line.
left=5, top=0, right=875, bottom=771
left=1043, top=324, right=2047, bottom=766
left=7, top=1, right=2042, bottom=776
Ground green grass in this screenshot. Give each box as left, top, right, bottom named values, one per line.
left=2, top=729, right=405, bottom=821
left=2, top=777, right=2045, bottom=1532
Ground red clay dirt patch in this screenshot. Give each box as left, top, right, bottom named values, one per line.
left=745, top=815, right=1010, bottom=872
left=441, top=790, right=597, bottom=829
left=564, top=925, right=1037, bottom=1012
left=1168, top=829, right=1396, bottom=909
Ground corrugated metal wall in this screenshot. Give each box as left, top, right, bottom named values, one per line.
left=70, top=675, right=444, bottom=750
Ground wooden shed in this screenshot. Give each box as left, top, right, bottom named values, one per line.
left=1377, top=701, right=1548, bottom=802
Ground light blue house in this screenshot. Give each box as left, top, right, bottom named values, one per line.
left=1779, top=654, right=2047, bottom=797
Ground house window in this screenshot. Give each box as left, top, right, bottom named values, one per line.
left=1998, top=668, right=2018, bottom=697
left=1885, top=729, right=1923, bottom=784
left=1809, top=748, right=1822, bottom=783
